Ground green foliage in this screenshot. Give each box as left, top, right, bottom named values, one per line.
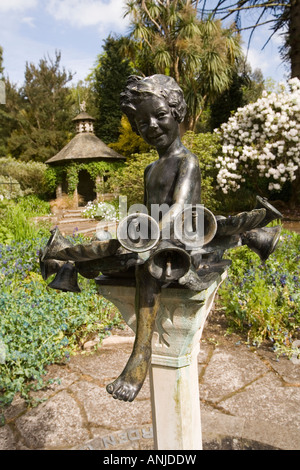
left=0, top=79, right=24, bottom=157
left=210, top=65, right=265, bottom=131
left=0, top=235, right=121, bottom=410
left=109, top=116, right=151, bottom=158
left=0, top=195, right=50, bottom=244
left=219, top=229, right=300, bottom=356
left=46, top=161, right=124, bottom=196
left=0, top=45, right=4, bottom=78
left=182, top=131, right=221, bottom=210
left=69, top=79, right=98, bottom=123
left=0, top=176, right=23, bottom=199
left=108, top=150, right=158, bottom=206
left=0, top=157, right=49, bottom=196
left=6, top=51, right=75, bottom=162
left=44, top=166, right=61, bottom=194
left=124, top=2, right=242, bottom=130
left=92, top=35, right=134, bottom=144
left=15, top=194, right=50, bottom=217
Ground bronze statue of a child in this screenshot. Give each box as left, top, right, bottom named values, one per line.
left=106, top=74, right=203, bottom=401
left=41, top=74, right=282, bottom=403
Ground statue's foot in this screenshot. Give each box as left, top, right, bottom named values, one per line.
left=106, top=350, right=150, bottom=402
left=106, top=376, right=143, bottom=402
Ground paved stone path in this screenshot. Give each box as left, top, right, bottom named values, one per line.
left=1, top=311, right=300, bottom=451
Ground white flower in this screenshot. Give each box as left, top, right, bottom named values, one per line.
left=214, top=77, right=300, bottom=194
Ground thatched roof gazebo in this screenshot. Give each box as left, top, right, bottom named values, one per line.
left=46, top=107, right=125, bottom=205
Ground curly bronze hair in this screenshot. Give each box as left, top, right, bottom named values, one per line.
left=120, top=74, right=187, bottom=134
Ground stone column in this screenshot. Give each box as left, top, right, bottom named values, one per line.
left=96, top=265, right=228, bottom=450
left=56, top=183, right=63, bottom=199
left=73, top=186, right=79, bottom=207
left=96, top=175, right=104, bottom=202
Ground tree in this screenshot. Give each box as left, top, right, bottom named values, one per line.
left=0, top=79, right=24, bottom=157
left=109, top=115, right=151, bottom=158
left=203, top=0, right=300, bottom=79
left=92, top=35, right=134, bottom=144
left=8, top=51, right=75, bottom=162
left=0, top=46, right=4, bottom=78
left=210, top=60, right=265, bottom=130
left=124, top=0, right=242, bottom=131
left=0, top=47, right=24, bottom=157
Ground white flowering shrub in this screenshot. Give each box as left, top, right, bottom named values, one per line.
left=82, top=201, right=119, bottom=222
left=215, top=78, right=300, bottom=195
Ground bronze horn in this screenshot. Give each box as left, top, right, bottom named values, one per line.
left=241, top=225, right=282, bottom=263
left=147, top=241, right=191, bottom=282
left=41, top=227, right=74, bottom=262
left=117, top=213, right=160, bottom=252
left=47, top=262, right=81, bottom=292
left=255, top=196, right=283, bottom=228
left=173, top=205, right=217, bottom=249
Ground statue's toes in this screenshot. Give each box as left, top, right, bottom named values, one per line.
left=106, top=383, right=114, bottom=395
left=106, top=380, right=138, bottom=402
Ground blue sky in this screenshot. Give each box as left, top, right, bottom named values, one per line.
left=0, top=0, right=290, bottom=87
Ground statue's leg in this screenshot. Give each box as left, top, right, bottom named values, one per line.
left=106, top=263, right=161, bottom=402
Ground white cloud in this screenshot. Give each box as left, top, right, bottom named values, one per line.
left=21, top=16, right=36, bottom=28
left=46, top=0, right=129, bottom=32
left=0, top=0, right=38, bottom=12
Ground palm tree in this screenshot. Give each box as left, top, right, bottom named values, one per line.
left=124, top=0, right=242, bottom=131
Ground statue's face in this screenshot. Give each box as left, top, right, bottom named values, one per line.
left=134, top=95, right=179, bottom=151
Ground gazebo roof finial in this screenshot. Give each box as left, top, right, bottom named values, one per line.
left=79, top=100, right=86, bottom=112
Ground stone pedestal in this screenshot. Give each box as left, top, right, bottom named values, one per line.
left=96, top=263, right=228, bottom=450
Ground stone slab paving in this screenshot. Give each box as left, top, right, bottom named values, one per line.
left=1, top=313, right=300, bottom=451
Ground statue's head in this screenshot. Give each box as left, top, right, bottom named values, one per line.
left=120, top=74, right=187, bottom=135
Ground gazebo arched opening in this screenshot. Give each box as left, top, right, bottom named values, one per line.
left=77, top=169, right=96, bottom=205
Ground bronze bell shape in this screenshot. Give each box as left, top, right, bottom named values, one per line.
left=255, top=196, right=283, bottom=228
left=147, top=241, right=191, bottom=282
left=41, top=227, right=74, bottom=262
left=241, top=225, right=282, bottom=263
left=39, top=254, right=65, bottom=281
left=47, top=262, right=81, bottom=292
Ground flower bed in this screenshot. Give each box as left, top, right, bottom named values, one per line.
left=218, top=229, right=300, bottom=356
left=0, top=235, right=121, bottom=412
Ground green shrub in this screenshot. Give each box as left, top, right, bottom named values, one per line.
left=182, top=131, right=221, bottom=211
left=0, top=157, right=48, bottom=196
left=0, top=176, right=24, bottom=199
left=0, top=195, right=51, bottom=244
left=218, top=229, right=300, bottom=356
left=109, top=115, right=151, bottom=158
left=108, top=150, right=158, bottom=207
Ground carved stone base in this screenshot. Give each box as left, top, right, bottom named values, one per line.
left=96, top=262, right=228, bottom=450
